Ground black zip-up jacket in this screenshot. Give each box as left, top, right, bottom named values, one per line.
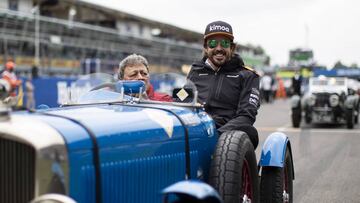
left=187, top=54, right=260, bottom=147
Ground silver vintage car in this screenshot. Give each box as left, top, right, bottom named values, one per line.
left=291, top=76, right=359, bottom=128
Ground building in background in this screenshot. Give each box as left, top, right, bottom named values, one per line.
left=0, top=0, right=269, bottom=76
left=288, top=48, right=315, bottom=67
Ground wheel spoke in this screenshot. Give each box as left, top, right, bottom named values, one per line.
left=241, top=159, right=253, bottom=202
left=283, top=165, right=289, bottom=203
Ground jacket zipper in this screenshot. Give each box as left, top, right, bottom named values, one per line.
left=205, top=69, right=218, bottom=106
left=215, top=74, right=224, bottom=99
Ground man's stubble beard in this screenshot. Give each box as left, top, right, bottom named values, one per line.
left=204, top=50, right=233, bottom=67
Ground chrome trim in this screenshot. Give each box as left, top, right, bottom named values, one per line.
left=313, top=106, right=333, bottom=112
left=0, top=115, right=69, bottom=197
left=31, top=194, right=77, bottom=203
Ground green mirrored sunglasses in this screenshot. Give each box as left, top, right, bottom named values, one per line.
left=207, top=39, right=231, bottom=49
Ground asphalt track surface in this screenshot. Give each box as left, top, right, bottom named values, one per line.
left=254, top=99, right=360, bottom=203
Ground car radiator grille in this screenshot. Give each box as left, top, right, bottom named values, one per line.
left=99, top=151, right=198, bottom=203
left=0, top=137, right=35, bottom=203
left=315, top=93, right=330, bottom=107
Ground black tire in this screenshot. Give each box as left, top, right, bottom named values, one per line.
left=305, top=115, right=312, bottom=124
left=346, top=109, right=354, bottom=129
left=291, top=108, right=301, bottom=128
left=209, top=131, right=260, bottom=203
left=260, top=148, right=293, bottom=203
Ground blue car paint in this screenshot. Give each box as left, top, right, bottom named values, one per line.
left=259, top=132, right=290, bottom=167
left=32, top=103, right=217, bottom=203
left=33, top=114, right=96, bottom=202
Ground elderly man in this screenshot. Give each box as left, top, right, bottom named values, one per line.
left=118, top=54, right=172, bottom=102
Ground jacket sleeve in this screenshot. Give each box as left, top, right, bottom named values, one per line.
left=218, top=72, right=260, bottom=133
left=186, top=66, right=196, bottom=81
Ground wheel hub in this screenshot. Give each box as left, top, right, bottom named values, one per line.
left=283, top=190, right=289, bottom=202
left=242, top=194, right=251, bottom=203
left=241, top=159, right=253, bottom=203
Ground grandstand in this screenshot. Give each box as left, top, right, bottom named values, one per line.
left=0, top=0, right=269, bottom=76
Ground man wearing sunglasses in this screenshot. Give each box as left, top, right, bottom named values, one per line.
left=187, top=21, right=260, bottom=148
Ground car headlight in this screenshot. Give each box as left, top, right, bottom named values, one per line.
left=329, top=94, right=339, bottom=107
left=307, top=95, right=316, bottom=106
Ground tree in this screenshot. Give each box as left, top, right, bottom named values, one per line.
left=350, top=63, right=358, bottom=68
left=333, top=61, right=347, bottom=69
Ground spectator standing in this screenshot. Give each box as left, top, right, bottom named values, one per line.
left=1, top=61, right=21, bottom=97
left=291, top=71, right=303, bottom=96
left=260, top=74, right=272, bottom=103
left=25, top=76, right=35, bottom=109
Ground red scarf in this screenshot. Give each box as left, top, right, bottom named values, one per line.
left=146, top=85, right=173, bottom=102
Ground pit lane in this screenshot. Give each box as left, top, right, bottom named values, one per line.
left=255, top=99, right=360, bottom=202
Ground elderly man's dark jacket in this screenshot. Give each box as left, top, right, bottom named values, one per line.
left=187, top=54, right=260, bottom=146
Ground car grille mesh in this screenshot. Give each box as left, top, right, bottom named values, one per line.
left=0, top=137, right=35, bottom=203
left=314, top=93, right=330, bottom=107
left=99, top=151, right=198, bottom=203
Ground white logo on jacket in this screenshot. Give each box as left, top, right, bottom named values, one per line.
left=249, top=88, right=260, bottom=107
left=226, top=74, right=239, bottom=78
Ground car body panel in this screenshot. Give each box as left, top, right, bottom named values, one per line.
left=20, top=103, right=217, bottom=203
left=308, top=77, right=347, bottom=94
left=1, top=77, right=294, bottom=203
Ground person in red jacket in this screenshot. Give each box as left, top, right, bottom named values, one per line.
left=118, top=54, right=172, bottom=102
left=1, top=61, right=22, bottom=97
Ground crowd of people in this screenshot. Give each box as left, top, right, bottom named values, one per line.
left=259, top=71, right=303, bottom=103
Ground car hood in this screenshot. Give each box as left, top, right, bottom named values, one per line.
left=6, top=103, right=202, bottom=151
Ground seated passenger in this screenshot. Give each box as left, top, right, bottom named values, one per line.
left=187, top=21, right=260, bottom=148
left=118, top=54, right=172, bottom=102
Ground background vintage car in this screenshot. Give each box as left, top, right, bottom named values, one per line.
left=0, top=74, right=294, bottom=203
left=291, top=76, right=359, bottom=128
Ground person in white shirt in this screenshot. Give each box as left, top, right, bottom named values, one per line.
left=260, top=74, right=272, bottom=103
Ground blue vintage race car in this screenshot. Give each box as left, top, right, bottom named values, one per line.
left=0, top=73, right=294, bottom=203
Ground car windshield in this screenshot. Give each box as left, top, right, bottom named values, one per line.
left=311, top=77, right=345, bottom=86
left=63, top=72, right=198, bottom=106
left=309, top=77, right=347, bottom=94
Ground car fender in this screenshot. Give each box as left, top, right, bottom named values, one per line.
left=301, top=94, right=311, bottom=109
left=259, top=132, right=293, bottom=168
